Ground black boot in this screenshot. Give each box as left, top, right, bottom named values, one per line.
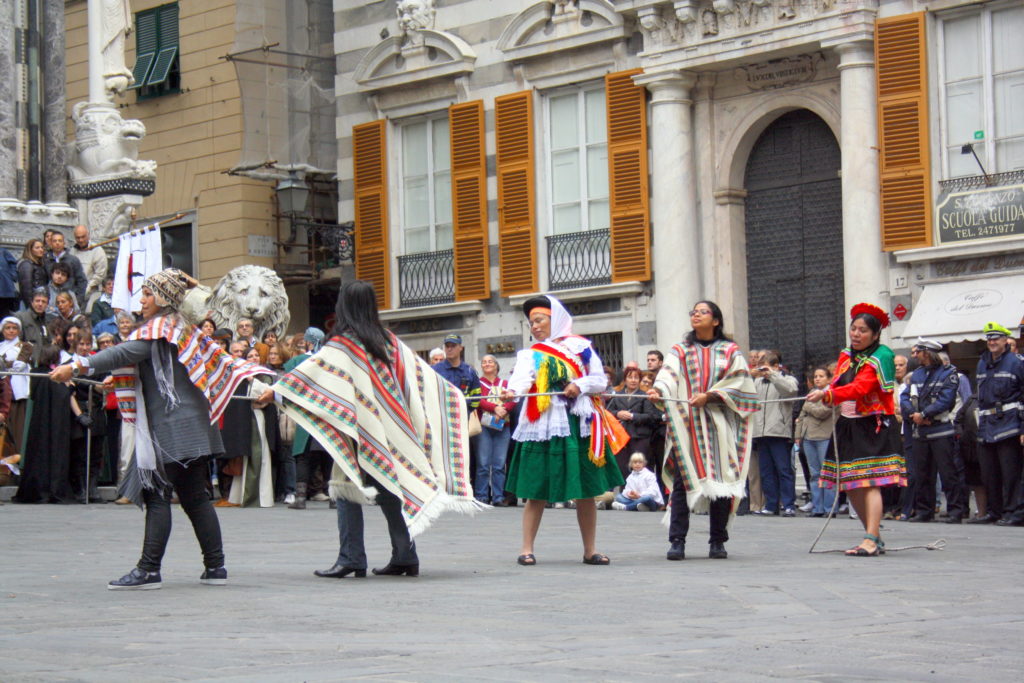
left=666, top=540, right=685, bottom=561
left=289, top=482, right=307, bottom=510
left=709, top=542, right=728, bottom=559
left=88, top=471, right=104, bottom=504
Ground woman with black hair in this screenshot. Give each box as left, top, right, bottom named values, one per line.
left=806, top=303, right=905, bottom=557
left=49, top=268, right=266, bottom=589
left=259, top=280, right=479, bottom=578
left=647, top=300, right=758, bottom=560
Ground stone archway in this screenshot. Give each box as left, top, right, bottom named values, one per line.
left=744, top=109, right=844, bottom=378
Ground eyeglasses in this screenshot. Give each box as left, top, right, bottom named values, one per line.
left=689, top=309, right=712, bottom=316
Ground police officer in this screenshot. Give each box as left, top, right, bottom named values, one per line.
left=431, top=334, right=481, bottom=406
left=971, top=322, right=1024, bottom=525
left=432, top=334, right=482, bottom=490
left=900, top=337, right=968, bottom=523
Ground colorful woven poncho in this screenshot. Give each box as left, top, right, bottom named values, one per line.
left=111, top=314, right=267, bottom=425
left=272, top=331, right=482, bottom=536
left=656, top=339, right=759, bottom=511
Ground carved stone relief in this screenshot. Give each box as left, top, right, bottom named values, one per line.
left=634, top=0, right=854, bottom=50
left=397, top=0, right=436, bottom=49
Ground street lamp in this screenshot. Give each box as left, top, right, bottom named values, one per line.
left=275, top=170, right=310, bottom=217
left=275, top=170, right=310, bottom=251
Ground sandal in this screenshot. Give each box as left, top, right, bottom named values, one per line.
left=582, top=553, right=610, bottom=565
left=845, top=533, right=883, bottom=557
left=516, top=553, right=536, bottom=566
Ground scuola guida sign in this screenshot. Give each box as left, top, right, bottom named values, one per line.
left=937, top=184, right=1024, bottom=244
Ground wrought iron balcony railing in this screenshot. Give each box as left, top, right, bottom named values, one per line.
left=939, top=169, right=1024, bottom=193
left=397, top=249, right=455, bottom=307
left=546, top=228, right=611, bottom=291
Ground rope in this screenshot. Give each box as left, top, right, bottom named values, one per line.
left=0, top=370, right=104, bottom=386
left=804, top=406, right=944, bottom=555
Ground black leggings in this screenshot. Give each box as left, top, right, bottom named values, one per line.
left=138, top=459, right=224, bottom=572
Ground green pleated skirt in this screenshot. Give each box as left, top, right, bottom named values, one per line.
left=506, top=414, right=625, bottom=502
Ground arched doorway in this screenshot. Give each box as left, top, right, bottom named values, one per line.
left=744, top=109, right=844, bottom=380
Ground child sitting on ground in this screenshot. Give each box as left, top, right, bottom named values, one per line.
left=612, top=453, right=664, bottom=511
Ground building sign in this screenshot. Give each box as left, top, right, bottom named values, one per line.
left=387, top=314, right=463, bottom=336
left=937, top=183, right=1024, bottom=244
left=943, top=288, right=1003, bottom=316
left=739, top=55, right=820, bottom=91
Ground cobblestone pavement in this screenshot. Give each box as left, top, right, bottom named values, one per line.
left=1, top=501, right=1022, bottom=682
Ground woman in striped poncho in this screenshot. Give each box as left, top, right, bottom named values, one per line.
left=647, top=300, right=758, bottom=561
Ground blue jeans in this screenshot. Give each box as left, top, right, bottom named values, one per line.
left=758, top=437, right=796, bottom=512
left=614, top=492, right=660, bottom=510
left=802, top=439, right=835, bottom=514
left=334, top=484, right=417, bottom=570
left=474, top=425, right=510, bottom=503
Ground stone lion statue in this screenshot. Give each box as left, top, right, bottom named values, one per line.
left=67, top=103, right=157, bottom=181
left=206, top=265, right=291, bottom=342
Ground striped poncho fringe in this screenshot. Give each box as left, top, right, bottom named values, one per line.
left=111, top=315, right=269, bottom=425
left=656, top=340, right=759, bottom=521
left=273, top=332, right=483, bottom=537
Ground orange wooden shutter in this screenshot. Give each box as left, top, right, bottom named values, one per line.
left=495, top=91, right=537, bottom=296
left=449, top=101, right=490, bottom=301
left=606, top=69, right=650, bottom=282
left=352, top=120, right=390, bottom=309
left=876, top=13, right=931, bottom=251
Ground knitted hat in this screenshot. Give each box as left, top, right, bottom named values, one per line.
left=143, top=268, right=190, bottom=309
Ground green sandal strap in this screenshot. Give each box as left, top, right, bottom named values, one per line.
left=863, top=533, right=883, bottom=545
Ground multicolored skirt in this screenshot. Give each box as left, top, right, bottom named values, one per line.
left=820, top=415, right=906, bottom=492
left=506, top=414, right=625, bottom=502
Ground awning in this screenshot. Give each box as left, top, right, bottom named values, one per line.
left=901, top=274, right=1024, bottom=344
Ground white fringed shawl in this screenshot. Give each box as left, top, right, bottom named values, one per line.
left=271, top=331, right=483, bottom=537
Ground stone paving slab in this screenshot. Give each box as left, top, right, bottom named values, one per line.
left=1, top=501, right=1022, bottom=681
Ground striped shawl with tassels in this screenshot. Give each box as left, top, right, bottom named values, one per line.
left=655, top=339, right=759, bottom=513
left=111, top=315, right=269, bottom=425
left=271, top=331, right=481, bottom=537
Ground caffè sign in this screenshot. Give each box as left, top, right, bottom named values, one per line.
left=943, top=288, right=1002, bottom=316
left=937, top=183, right=1024, bottom=244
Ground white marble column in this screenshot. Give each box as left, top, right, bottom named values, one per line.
left=634, top=70, right=699, bottom=351
left=831, top=39, right=890, bottom=326
left=87, top=0, right=107, bottom=105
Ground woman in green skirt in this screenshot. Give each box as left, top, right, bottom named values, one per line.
left=500, top=295, right=624, bottom=566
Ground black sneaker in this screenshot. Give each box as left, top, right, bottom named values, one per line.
left=666, top=541, right=685, bottom=561
left=199, top=567, right=228, bottom=585
left=108, top=567, right=161, bottom=590
left=709, top=542, right=728, bottom=559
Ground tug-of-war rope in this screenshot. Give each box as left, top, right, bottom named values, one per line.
left=505, top=391, right=945, bottom=554
left=5, top=371, right=945, bottom=550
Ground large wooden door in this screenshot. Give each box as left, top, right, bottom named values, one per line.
left=744, top=110, right=844, bottom=379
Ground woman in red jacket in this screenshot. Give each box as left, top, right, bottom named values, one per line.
left=806, top=303, right=906, bottom=557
